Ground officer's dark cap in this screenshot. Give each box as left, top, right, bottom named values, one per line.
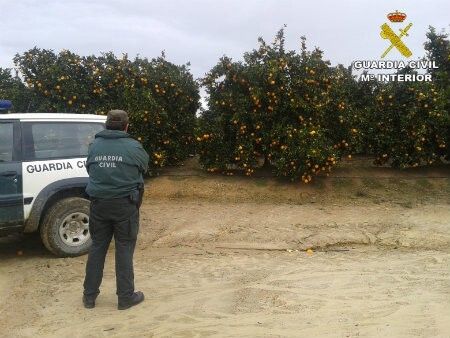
left=106, top=110, right=129, bottom=130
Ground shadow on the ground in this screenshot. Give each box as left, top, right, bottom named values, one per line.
left=0, top=233, right=50, bottom=259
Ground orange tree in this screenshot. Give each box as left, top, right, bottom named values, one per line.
left=425, top=27, right=450, bottom=161
left=367, top=71, right=448, bottom=168
left=0, top=67, right=37, bottom=112
left=13, top=48, right=200, bottom=170
left=366, top=27, right=449, bottom=167
left=197, top=29, right=364, bottom=182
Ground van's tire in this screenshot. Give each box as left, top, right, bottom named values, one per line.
left=40, top=197, right=92, bottom=257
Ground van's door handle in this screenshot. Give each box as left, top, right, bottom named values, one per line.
left=0, top=171, right=17, bottom=177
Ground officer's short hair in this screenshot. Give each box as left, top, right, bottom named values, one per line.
left=106, top=110, right=129, bottom=130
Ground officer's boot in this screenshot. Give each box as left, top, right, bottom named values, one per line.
left=118, top=291, right=145, bottom=310
left=82, top=294, right=97, bottom=309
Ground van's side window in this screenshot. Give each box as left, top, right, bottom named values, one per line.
left=0, top=123, right=14, bottom=162
left=22, top=122, right=104, bottom=160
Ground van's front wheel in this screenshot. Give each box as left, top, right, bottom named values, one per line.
left=40, top=197, right=92, bottom=257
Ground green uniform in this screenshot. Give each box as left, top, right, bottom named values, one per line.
left=83, top=128, right=149, bottom=303
left=86, top=130, right=149, bottom=199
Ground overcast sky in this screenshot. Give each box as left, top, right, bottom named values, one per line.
left=0, top=0, right=448, bottom=80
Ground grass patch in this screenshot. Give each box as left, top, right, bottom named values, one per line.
left=397, top=200, right=414, bottom=208
left=361, top=177, right=383, bottom=189
left=415, top=178, right=430, bottom=188
left=254, top=178, right=268, bottom=187
left=167, top=175, right=191, bottom=181
left=332, top=178, right=353, bottom=189
left=312, top=178, right=325, bottom=189
left=355, top=189, right=369, bottom=198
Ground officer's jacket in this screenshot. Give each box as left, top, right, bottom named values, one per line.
left=86, top=129, right=149, bottom=199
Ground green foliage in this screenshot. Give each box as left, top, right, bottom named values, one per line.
left=198, top=27, right=450, bottom=178
left=425, top=27, right=450, bottom=91
left=1, top=26, right=448, bottom=177
left=0, top=68, right=36, bottom=112
left=424, top=27, right=450, bottom=160
left=367, top=73, right=448, bottom=167
left=198, top=29, right=361, bottom=182
left=366, top=27, right=450, bottom=166
left=12, top=48, right=200, bottom=170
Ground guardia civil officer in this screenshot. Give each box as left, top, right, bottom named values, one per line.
left=83, top=110, right=149, bottom=310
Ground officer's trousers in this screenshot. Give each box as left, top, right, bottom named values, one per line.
left=83, top=196, right=140, bottom=300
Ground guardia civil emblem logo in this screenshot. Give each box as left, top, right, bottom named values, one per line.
left=380, top=10, right=413, bottom=58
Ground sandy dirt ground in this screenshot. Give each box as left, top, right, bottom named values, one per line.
left=1, top=159, right=449, bottom=337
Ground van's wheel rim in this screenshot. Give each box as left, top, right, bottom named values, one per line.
left=59, top=212, right=90, bottom=246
